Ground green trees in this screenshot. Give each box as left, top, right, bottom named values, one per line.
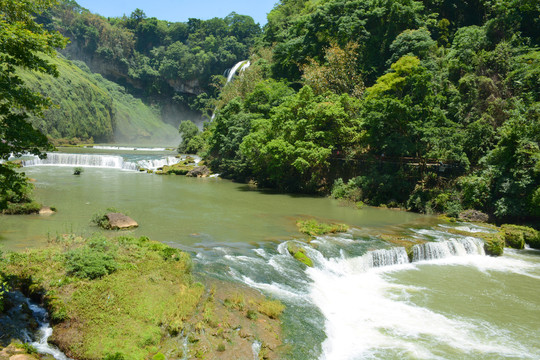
left=241, top=86, right=361, bottom=191
left=178, top=120, right=203, bottom=154
left=0, top=0, right=67, bottom=211
left=200, top=0, right=539, bottom=221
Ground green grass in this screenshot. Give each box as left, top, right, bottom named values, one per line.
left=2, top=234, right=200, bottom=360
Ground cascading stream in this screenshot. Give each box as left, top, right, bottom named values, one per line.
left=21, top=152, right=184, bottom=171
left=197, top=225, right=540, bottom=360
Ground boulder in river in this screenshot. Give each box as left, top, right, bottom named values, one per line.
left=106, top=213, right=139, bottom=230
left=186, top=165, right=210, bottom=178
left=39, top=206, right=56, bottom=216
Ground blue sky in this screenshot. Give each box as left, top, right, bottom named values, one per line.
left=75, top=0, right=279, bottom=25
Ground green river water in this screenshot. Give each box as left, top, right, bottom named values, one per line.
left=1, top=149, right=539, bottom=360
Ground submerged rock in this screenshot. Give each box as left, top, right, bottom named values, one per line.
left=38, top=206, right=56, bottom=216
left=106, top=213, right=138, bottom=230
left=186, top=165, right=210, bottom=178
left=287, top=243, right=313, bottom=267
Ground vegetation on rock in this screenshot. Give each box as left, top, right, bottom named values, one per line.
left=287, top=243, right=314, bottom=267
left=296, top=219, right=349, bottom=237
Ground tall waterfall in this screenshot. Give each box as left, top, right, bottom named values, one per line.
left=22, top=153, right=182, bottom=171
left=225, top=60, right=251, bottom=83
left=210, top=60, right=251, bottom=122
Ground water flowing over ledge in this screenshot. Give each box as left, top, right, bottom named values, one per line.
left=21, top=152, right=184, bottom=171
left=196, top=224, right=539, bottom=360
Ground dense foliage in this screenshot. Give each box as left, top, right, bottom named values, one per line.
left=199, top=0, right=540, bottom=222
left=20, top=56, right=178, bottom=144
left=0, top=0, right=67, bottom=212
left=38, top=1, right=262, bottom=108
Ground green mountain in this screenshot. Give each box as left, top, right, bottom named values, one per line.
left=19, top=55, right=179, bottom=145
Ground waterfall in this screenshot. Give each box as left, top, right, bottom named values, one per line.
left=22, top=153, right=182, bottom=171
left=89, top=146, right=167, bottom=151
left=26, top=301, right=72, bottom=360
left=210, top=60, right=251, bottom=122
left=225, top=60, right=250, bottom=83
left=412, top=237, right=485, bottom=262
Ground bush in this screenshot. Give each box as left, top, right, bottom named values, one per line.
left=91, top=207, right=120, bottom=229
left=73, top=167, right=83, bottom=175
left=2, top=201, right=41, bottom=215
left=65, top=247, right=117, bottom=279
left=501, top=227, right=525, bottom=249
left=152, top=352, right=165, bottom=360
left=258, top=299, right=285, bottom=319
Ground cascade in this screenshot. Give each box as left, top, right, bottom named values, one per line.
left=26, top=301, right=72, bottom=360
left=225, top=60, right=251, bottom=83
left=22, top=153, right=182, bottom=171
left=412, top=237, right=485, bottom=262
left=210, top=60, right=251, bottom=121
left=89, top=146, right=167, bottom=151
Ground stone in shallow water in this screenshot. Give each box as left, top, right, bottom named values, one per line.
left=39, top=206, right=55, bottom=216
left=106, top=213, right=138, bottom=230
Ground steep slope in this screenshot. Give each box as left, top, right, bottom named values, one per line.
left=19, top=55, right=179, bottom=145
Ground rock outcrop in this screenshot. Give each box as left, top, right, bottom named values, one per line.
left=186, top=165, right=211, bottom=178
left=106, top=213, right=138, bottom=230
left=38, top=206, right=56, bottom=216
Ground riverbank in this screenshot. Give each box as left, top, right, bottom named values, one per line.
left=0, top=234, right=285, bottom=359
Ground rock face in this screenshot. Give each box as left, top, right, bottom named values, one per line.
left=458, top=210, right=489, bottom=222
left=39, top=206, right=55, bottom=216
left=106, top=213, right=138, bottom=230
left=186, top=165, right=211, bottom=178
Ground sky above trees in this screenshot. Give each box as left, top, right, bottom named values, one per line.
left=75, top=0, right=278, bottom=25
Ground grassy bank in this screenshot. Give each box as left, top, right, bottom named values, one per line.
left=0, top=234, right=284, bottom=359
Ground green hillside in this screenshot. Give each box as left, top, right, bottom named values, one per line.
left=19, top=55, right=179, bottom=145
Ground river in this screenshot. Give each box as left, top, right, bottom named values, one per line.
left=1, top=148, right=539, bottom=360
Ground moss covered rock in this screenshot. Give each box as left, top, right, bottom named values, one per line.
left=287, top=243, right=313, bottom=267
left=482, top=233, right=505, bottom=256
left=501, top=224, right=540, bottom=249
left=160, top=162, right=196, bottom=175
left=501, top=226, right=526, bottom=249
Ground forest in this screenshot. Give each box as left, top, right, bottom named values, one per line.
left=198, top=0, right=540, bottom=222
left=2, top=0, right=540, bottom=222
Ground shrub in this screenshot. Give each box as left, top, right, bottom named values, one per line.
left=152, top=352, right=165, bottom=360
left=217, top=343, right=226, bottom=352
left=0, top=275, right=9, bottom=313
left=103, top=353, right=126, bottom=360
left=91, top=207, right=120, bottom=229
left=246, top=309, right=258, bottom=320
left=73, top=167, right=83, bottom=175
left=258, top=299, right=285, bottom=319
left=64, top=247, right=117, bottom=279
left=2, top=201, right=42, bottom=215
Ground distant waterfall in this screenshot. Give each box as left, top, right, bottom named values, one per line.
left=225, top=60, right=251, bottom=83
left=412, top=237, right=485, bottom=262
left=22, top=153, right=181, bottom=171
left=210, top=60, right=251, bottom=122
